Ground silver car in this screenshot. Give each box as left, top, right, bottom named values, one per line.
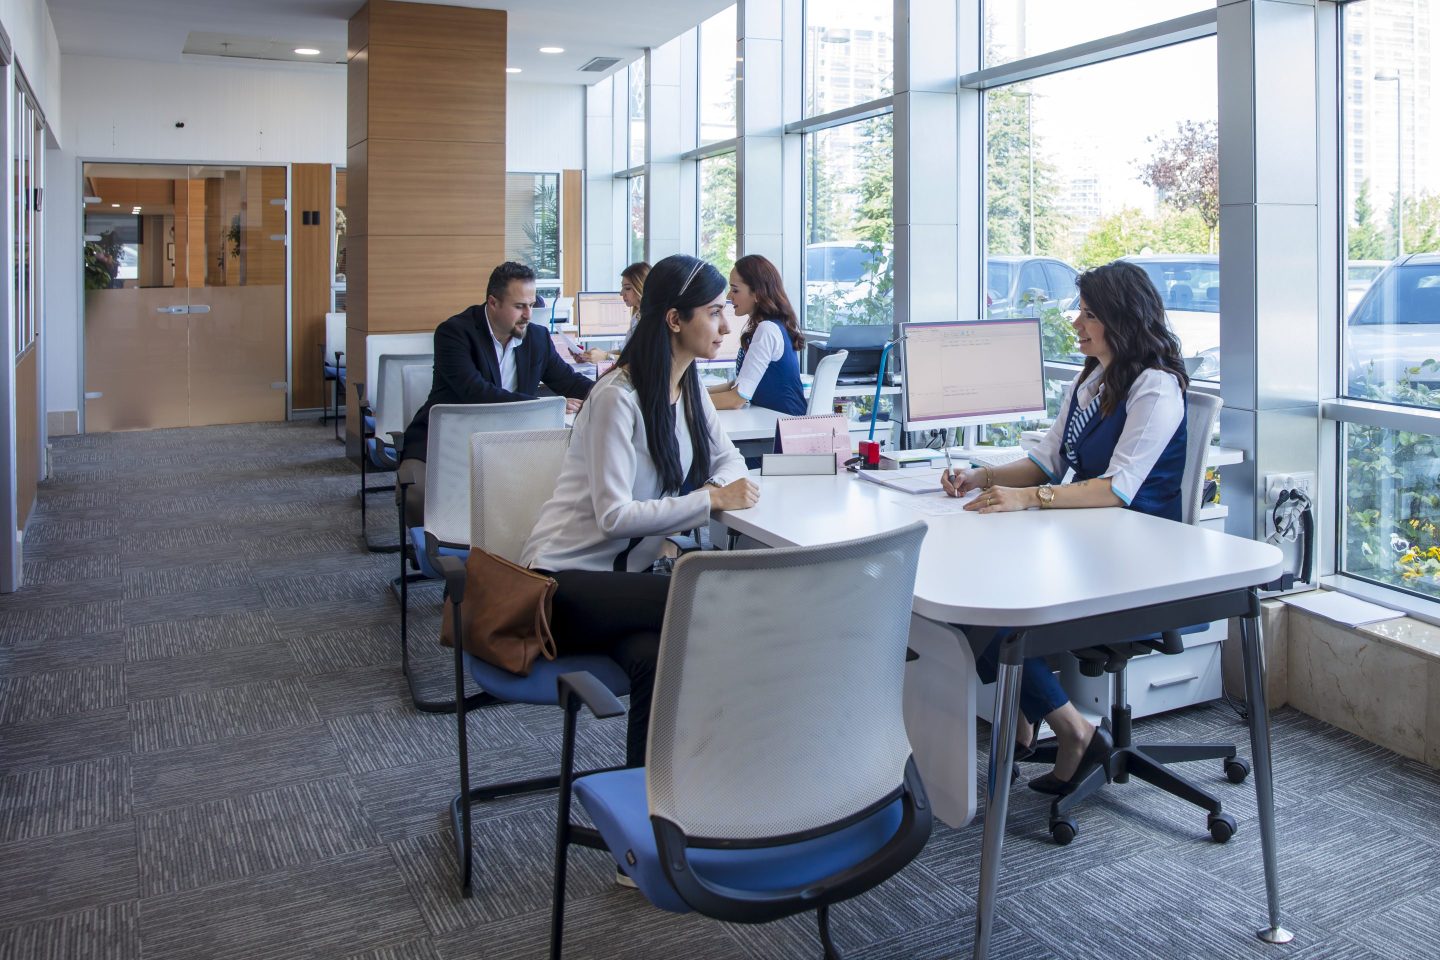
left=1346, top=253, right=1440, bottom=391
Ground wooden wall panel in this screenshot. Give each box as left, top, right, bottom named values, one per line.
left=362, top=235, right=501, bottom=329
left=15, top=348, right=38, bottom=529
left=346, top=0, right=507, bottom=457
left=291, top=163, right=333, bottom=410
left=368, top=45, right=507, bottom=144
left=365, top=140, right=502, bottom=237
left=562, top=169, right=582, bottom=296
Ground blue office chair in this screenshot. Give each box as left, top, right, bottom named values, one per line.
left=436, top=428, right=630, bottom=896
left=546, top=522, right=932, bottom=960
left=395, top=398, right=565, bottom=713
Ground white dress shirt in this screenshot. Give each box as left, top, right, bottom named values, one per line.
left=1027, top=366, right=1185, bottom=506
left=733, top=320, right=786, bottom=401
left=487, top=317, right=520, bottom=393
left=522, top=369, right=748, bottom=573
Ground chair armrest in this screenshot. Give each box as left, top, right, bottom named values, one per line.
left=437, top=555, right=466, bottom=604
left=558, top=671, right=626, bottom=720
left=388, top=431, right=406, bottom=455
left=397, top=458, right=423, bottom=488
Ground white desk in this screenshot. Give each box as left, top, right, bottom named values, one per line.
left=717, top=471, right=1288, bottom=958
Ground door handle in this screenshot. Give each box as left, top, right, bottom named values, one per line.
left=156, top=306, right=188, bottom=314
left=1149, top=673, right=1199, bottom=690
left=189, top=304, right=212, bottom=314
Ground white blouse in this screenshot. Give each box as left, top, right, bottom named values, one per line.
left=522, top=369, right=748, bottom=573
left=1027, top=366, right=1186, bottom=506
left=733, top=320, right=786, bottom=401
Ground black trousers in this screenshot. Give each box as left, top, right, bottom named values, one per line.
left=547, top=569, right=669, bottom=768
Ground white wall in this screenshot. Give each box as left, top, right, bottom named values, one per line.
left=1, top=0, right=62, bottom=127
left=43, top=59, right=588, bottom=419
left=507, top=80, right=585, bottom=171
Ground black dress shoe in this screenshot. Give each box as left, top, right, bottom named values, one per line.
left=1028, top=726, right=1113, bottom=796
left=1014, top=720, right=1041, bottom=763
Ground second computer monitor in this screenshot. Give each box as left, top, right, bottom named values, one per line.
left=575, top=291, right=632, bottom=338
left=901, top=318, right=1046, bottom=431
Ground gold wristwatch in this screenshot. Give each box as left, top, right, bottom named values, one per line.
left=1036, top=483, right=1056, bottom=509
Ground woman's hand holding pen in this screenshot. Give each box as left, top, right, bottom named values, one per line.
left=941, top=467, right=986, bottom=498
left=963, top=485, right=1031, bottom=513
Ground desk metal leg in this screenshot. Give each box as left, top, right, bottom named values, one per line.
left=974, top=639, right=1023, bottom=960
left=1240, top=610, right=1293, bottom=945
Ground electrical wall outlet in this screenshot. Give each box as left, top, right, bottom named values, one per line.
left=1263, top=472, right=1315, bottom=538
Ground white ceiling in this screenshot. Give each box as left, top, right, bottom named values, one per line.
left=47, top=0, right=733, bottom=84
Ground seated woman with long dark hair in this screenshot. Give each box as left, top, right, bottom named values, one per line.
left=522, top=254, right=760, bottom=770
left=942, top=259, right=1190, bottom=794
left=708, top=254, right=807, bottom=416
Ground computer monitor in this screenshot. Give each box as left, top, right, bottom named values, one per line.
left=815, top=324, right=891, bottom=379
left=901, top=318, right=1045, bottom=431
left=575, top=291, right=632, bottom=338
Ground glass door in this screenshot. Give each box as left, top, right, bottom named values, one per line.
left=82, top=162, right=288, bottom=430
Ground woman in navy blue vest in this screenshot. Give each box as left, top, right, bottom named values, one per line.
left=708, top=255, right=807, bottom=416
left=942, top=260, right=1190, bottom=794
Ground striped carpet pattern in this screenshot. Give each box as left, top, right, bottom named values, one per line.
left=1, top=420, right=1437, bottom=959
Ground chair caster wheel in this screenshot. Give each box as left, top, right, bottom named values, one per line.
left=1224, top=757, right=1250, bottom=784
left=1050, top=817, right=1077, bottom=846
left=1208, top=811, right=1237, bottom=843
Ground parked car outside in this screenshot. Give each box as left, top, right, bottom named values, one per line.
left=1347, top=260, right=1388, bottom=316
left=1123, top=254, right=1220, bottom=380
left=1345, top=253, right=1440, bottom=393
left=986, top=255, right=1079, bottom=319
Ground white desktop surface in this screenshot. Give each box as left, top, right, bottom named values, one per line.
left=718, top=471, right=1282, bottom=627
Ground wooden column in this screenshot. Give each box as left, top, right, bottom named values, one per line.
left=291, top=163, right=333, bottom=411
left=346, top=0, right=507, bottom=456
left=562, top=169, right=583, bottom=295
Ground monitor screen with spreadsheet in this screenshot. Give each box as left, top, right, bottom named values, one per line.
left=575, top=292, right=633, bottom=338
left=901, top=319, right=1046, bottom=431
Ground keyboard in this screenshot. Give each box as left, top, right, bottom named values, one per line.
left=949, top=446, right=1029, bottom=469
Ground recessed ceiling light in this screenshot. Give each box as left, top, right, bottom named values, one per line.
left=506, top=67, right=522, bottom=74
left=110, top=203, right=120, bottom=208
left=132, top=206, right=142, bottom=214
left=294, top=47, right=321, bottom=56
left=539, top=46, right=564, bottom=54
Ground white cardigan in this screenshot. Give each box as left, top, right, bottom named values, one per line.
left=522, top=369, right=748, bottom=573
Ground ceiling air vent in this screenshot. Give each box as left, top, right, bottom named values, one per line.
left=579, top=56, right=622, bottom=73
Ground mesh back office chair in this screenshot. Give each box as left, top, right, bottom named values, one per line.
left=806, top=349, right=849, bottom=416
left=401, top=364, right=431, bottom=436
left=323, top=312, right=347, bottom=436
left=395, top=398, right=566, bottom=713
left=1029, top=390, right=1249, bottom=845
left=546, top=522, right=932, bottom=960
left=438, top=428, right=630, bottom=896
left=357, top=352, right=432, bottom=551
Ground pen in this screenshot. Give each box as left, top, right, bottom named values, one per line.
left=943, top=447, right=956, bottom=489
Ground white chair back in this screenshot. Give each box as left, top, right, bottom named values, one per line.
left=1181, top=391, right=1223, bottom=526
left=646, top=522, right=927, bottom=841
left=325, top=313, right=347, bottom=363
left=424, top=397, right=567, bottom=547
left=402, top=364, right=431, bottom=428
left=376, top=353, right=433, bottom=437
left=364, top=332, right=434, bottom=408
left=469, top=429, right=572, bottom=561
left=807, top=349, right=849, bottom=415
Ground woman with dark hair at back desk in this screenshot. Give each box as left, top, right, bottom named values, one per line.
left=708, top=254, right=807, bottom=416
left=941, top=259, right=1190, bottom=794
left=523, top=254, right=759, bottom=773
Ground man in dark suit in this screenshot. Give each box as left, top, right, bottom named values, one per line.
left=401, top=261, right=592, bottom=462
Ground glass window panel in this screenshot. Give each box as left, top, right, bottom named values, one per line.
left=984, top=39, right=1218, bottom=381
left=334, top=167, right=347, bottom=303
left=804, top=0, right=893, bottom=117
left=983, top=1, right=1212, bottom=68
left=628, top=175, right=646, bottom=263
left=1341, top=0, right=1440, bottom=410
left=1341, top=423, right=1440, bottom=602
left=699, top=5, right=737, bottom=145
left=698, top=152, right=737, bottom=277
left=629, top=57, right=647, bottom=168
left=503, top=172, right=561, bottom=280
left=803, top=115, right=893, bottom=334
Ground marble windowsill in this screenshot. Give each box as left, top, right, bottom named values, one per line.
left=1359, top=616, right=1440, bottom=665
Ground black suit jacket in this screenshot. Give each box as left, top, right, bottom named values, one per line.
left=400, top=305, right=593, bottom=461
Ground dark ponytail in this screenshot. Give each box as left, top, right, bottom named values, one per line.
left=617, top=255, right=727, bottom=493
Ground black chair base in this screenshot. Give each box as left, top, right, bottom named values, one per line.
left=1028, top=702, right=1247, bottom=846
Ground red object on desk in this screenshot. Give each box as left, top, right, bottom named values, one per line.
left=858, top=440, right=881, bottom=468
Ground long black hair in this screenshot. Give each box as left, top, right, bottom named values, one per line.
left=1075, top=260, right=1189, bottom=416
left=616, top=254, right=727, bottom=494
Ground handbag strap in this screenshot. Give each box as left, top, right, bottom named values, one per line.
left=536, top=580, right=558, bottom=660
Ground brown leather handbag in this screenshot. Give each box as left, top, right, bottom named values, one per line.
left=439, top=548, right=558, bottom=676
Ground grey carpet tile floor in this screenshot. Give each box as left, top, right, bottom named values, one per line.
left=1, top=420, right=1439, bottom=959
